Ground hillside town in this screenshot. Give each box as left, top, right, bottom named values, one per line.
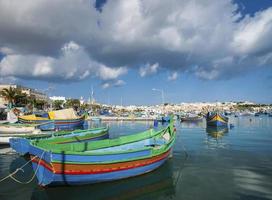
left=0, top=84, right=271, bottom=120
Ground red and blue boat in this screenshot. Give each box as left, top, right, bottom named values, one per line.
left=206, top=112, right=228, bottom=127
left=18, top=108, right=86, bottom=131
left=29, top=121, right=176, bottom=186
left=9, top=127, right=109, bottom=156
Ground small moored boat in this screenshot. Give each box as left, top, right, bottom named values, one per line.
left=180, top=113, right=203, bottom=122
left=29, top=121, right=176, bottom=186
left=18, top=108, right=86, bottom=131
left=206, top=112, right=228, bottom=127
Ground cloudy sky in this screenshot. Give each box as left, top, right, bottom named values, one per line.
left=0, top=0, right=272, bottom=105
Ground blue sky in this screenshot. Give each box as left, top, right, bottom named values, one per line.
left=0, top=0, right=272, bottom=105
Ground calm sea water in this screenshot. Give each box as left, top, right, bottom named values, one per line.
left=0, top=116, right=272, bottom=200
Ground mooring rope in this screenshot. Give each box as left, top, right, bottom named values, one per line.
left=174, top=142, right=189, bottom=187
left=0, top=151, right=45, bottom=184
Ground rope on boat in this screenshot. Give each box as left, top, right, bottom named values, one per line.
left=174, top=143, right=189, bottom=187
left=0, top=151, right=45, bottom=184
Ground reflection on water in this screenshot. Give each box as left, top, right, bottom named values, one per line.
left=206, top=126, right=229, bottom=139
left=0, top=116, right=272, bottom=200
left=205, top=126, right=229, bottom=149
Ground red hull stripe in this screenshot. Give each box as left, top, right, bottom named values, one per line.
left=31, top=150, right=171, bottom=175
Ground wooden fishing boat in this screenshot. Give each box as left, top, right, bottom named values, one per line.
left=9, top=127, right=109, bottom=156
left=206, top=112, right=228, bottom=127
left=29, top=121, right=176, bottom=186
left=180, top=113, right=203, bottom=122
left=18, top=109, right=86, bottom=131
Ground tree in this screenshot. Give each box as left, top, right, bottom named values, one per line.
left=35, top=99, right=47, bottom=110
left=80, top=103, right=89, bottom=111
left=0, top=87, right=20, bottom=107
left=65, top=99, right=80, bottom=110
left=15, top=90, right=28, bottom=107
left=53, top=100, right=64, bottom=110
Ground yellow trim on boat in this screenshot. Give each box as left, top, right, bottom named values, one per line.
left=19, top=115, right=48, bottom=121
left=210, top=114, right=227, bottom=123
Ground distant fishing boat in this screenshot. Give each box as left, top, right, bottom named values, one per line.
left=91, top=117, right=102, bottom=122
left=206, top=112, right=228, bottom=127
left=240, top=111, right=255, bottom=116
left=29, top=121, right=176, bottom=186
left=156, top=115, right=171, bottom=123
left=254, top=112, right=261, bottom=117
left=9, top=127, right=109, bottom=156
left=224, top=111, right=231, bottom=116
left=180, top=113, right=203, bottom=122
left=18, top=108, right=86, bottom=131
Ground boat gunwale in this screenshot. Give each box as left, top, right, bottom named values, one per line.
left=30, top=123, right=175, bottom=157
left=18, top=115, right=85, bottom=122
left=48, top=137, right=176, bottom=165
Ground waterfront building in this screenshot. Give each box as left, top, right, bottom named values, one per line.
left=0, top=84, right=48, bottom=105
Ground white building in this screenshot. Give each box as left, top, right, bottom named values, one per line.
left=49, top=96, right=66, bottom=102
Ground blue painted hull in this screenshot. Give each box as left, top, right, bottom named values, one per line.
left=36, top=119, right=85, bottom=131
left=32, top=156, right=168, bottom=186
left=207, top=120, right=227, bottom=127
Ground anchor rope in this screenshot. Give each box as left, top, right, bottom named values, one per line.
left=174, top=140, right=189, bottom=187
left=0, top=151, right=45, bottom=184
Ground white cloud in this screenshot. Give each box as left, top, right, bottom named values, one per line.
left=101, top=79, right=126, bottom=89
left=168, top=72, right=178, bottom=81
left=232, top=8, right=272, bottom=55
left=0, top=41, right=127, bottom=81
left=97, top=65, right=127, bottom=80
left=139, top=63, right=159, bottom=77
left=0, top=0, right=271, bottom=82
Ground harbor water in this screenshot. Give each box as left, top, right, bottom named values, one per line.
left=0, top=116, right=272, bottom=200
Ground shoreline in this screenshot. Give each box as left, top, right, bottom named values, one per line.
left=88, top=116, right=156, bottom=121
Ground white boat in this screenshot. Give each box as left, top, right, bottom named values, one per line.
left=0, top=123, right=36, bottom=133
left=240, top=111, right=255, bottom=116
left=180, top=113, right=203, bottom=122
left=0, top=129, right=42, bottom=144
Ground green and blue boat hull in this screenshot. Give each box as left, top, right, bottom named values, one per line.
left=28, top=122, right=176, bottom=186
